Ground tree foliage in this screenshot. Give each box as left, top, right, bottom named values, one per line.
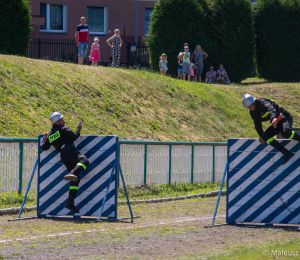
left=146, top=0, right=210, bottom=78
left=254, top=0, right=300, bottom=81
left=209, top=0, right=255, bottom=82
left=0, top=0, right=32, bottom=56
left=146, top=0, right=255, bottom=83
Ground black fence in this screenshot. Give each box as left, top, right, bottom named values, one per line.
left=28, top=38, right=78, bottom=63
left=27, top=38, right=150, bottom=67
left=126, top=42, right=150, bottom=67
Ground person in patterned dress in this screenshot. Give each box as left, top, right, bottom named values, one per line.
left=106, top=29, right=123, bottom=68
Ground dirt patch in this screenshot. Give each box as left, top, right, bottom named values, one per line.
left=0, top=197, right=299, bottom=259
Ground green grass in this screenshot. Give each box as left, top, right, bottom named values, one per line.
left=208, top=238, right=300, bottom=260
left=0, top=55, right=299, bottom=141
left=1, top=197, right=299, bottom=260
left=118, top=182, right=226, bottom=201
left=0, top=190, right=36, bottom=209
left=0, top=182, right=225, bottom=209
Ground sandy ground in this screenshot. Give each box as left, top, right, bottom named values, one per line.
left=0, top=197, right=299, bottom=260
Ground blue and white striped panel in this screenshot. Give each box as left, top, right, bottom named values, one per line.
left=227, top=138, right=300, bottom=225
left=37, top=135, right=118, bottom=219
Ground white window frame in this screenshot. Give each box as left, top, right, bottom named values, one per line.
left=87, top=6, right=108, bottom=35
left=40, top=4, right=67, bottom=33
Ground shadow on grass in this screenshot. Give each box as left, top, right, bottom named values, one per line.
left=238, top=81, right=269, bottom=86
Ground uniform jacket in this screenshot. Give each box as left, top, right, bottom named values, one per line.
left=41, top=124, right=80, bottom=152
left=250, top=98, right=290, bottom=137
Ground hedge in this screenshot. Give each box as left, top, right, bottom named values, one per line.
left=0, top=0, right=32, bottom=56
left=146, top=0, right=210, bottom=77
left=254, top=0, right=300, bottom=81
left=209, top=0, right=255, bottom=82
left=146, top=0, right=255, bottom=83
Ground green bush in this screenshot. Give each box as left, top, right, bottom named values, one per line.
left=146, top=0, right=255, bottom=83
left=254, top=0, right=300, bottom=81
left=146, top=0, right=210, bottom=77
left=0, top=0, right=32, bottom=56
left=209, top=0, right=255, bottom=82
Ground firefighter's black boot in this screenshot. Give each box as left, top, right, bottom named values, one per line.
left=64, top=198, right=79, bottom=213
left=292, top=132, right=300, bottom=142
left=64, top=173, right=78, bottom=182
left=282, top=149, right=294, bottom=165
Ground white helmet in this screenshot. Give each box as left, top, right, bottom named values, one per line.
left=50, top=112, right=63, bottom=125
left=242, top=94, right=256, bottom=107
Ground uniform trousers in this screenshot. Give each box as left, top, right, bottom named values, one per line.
left=262, top=115, right=300, bottom=152
left=60, top=145, right=89, bottom=200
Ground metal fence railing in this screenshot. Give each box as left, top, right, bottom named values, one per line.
left=28, top=38, right=78, bottom=63
left=119, top=141, right=227, bottom=186
left=126, top=42, right=150, bottom=67
left=0, top=138, right=227, bottom=193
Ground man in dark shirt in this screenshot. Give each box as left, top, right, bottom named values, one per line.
left=41, top=112, right=89, bottom=213
left=243, top=94, right=300, bottom=165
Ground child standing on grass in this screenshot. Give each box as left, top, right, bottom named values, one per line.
left=177, top=53, right=183, bottom=79
left=89, top=37, right=100, bottom=66
left=178, top=46, right=191, bottom=81
left=159, top=53, right=168, bottom=75
left=191, top=63, right=196, bottom=81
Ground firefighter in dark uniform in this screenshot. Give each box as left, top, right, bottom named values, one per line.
left=242, top=94, right=300, bottom=165
left=41, top=112, right=89, bottom=213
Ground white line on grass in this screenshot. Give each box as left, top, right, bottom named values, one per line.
left=0, top=215, right=226, bottom=244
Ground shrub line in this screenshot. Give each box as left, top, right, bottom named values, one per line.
left=0, top=190, right=226, bottom=215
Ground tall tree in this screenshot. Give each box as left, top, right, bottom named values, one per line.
left=210, top=0, right=255, bottom=82
left=146, top=0, right=210, bottom=77
left=254, top=0, right=300, bottom=81
left=0, top=0, right=32, bottom=56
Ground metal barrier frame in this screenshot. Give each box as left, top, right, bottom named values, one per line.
left=0, top=138, right=227, bottom=194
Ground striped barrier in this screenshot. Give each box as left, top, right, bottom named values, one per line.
left=227, top=138, right=300, bottom=225
left=37, top=135, right=119, bottom=219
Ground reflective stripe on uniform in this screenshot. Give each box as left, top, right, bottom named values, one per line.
left=261, top=112, right=269, bottom=118
left=77, top=163, right=86, bottom=170
left=70, top=186, right=78, bottom=190
left=48, top=131, right=60, bottom=143
left=267, top=137, right=275, bottom=144
left=290, top=131, right=295, bottom=139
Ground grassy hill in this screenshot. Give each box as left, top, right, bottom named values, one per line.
left=0, top=55, right=299, bottom=141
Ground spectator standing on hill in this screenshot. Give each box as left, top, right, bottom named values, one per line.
left=159, top=53, right=168, bottom=75
left=192, top=45, right=208, bottom=82
left=180, top=42, right=192, bottom=61
left=75, top=17, right=89, bottom=65
left=242, top=94, right=300, bottom=165
left=106, top=29, right=123, bottom=68
left=216, top=64, right=231, bottom=84
left=177, top=54, right=183, bottom=79
left=178, top=46, right=191, bottom=81
left=205, top=66, right=216, bottom=83
left=89, top=37, right=100, bottom=66
left=191, top=63, right=196, bottom=81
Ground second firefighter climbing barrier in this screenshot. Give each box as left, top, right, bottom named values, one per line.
left=227, top=138, right=300, bottom=225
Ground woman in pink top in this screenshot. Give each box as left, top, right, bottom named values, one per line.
left=89, top=37, right=100, bottom=66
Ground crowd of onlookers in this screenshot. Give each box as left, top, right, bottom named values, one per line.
left=159, top=42, right=231, bottom=84
left=76, top=17, right=230, bottom=84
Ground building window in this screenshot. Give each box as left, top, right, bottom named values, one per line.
left=145, top=9, right=153, bottom=36
left=87, top=6, right=108, bottom=35
left=40, top=3, right=67, bottom=33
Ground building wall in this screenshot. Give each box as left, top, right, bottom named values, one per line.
left=29, top=0, right=157, bottom=63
